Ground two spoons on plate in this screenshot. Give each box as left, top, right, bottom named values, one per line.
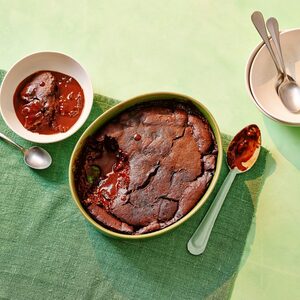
left=251, top=11, right=300, bottom=113
left=188, top=124, right=261, bottom=255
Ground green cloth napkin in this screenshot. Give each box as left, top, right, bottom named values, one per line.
left=0, top=70, right=269, bottom=300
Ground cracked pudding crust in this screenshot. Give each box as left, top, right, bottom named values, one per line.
left=74, top=101, right=218, bottom=234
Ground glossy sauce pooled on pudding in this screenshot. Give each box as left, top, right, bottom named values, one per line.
left=227, top=124, right=261, bottom=171
left=14, top=71, right=84, bottom=134
left=74, top=101, right=218, bottom=235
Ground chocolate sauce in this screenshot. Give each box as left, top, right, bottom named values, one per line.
left=133, top=133, right=141, bottom=141
left=88, top=150, right=130, bottom=210
left=14, top=71, right=84, bottom=134
left=227, top=124, right=261, bottom=171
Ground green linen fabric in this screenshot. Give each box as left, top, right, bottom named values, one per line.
left=0, top=70, right=269, bottom=300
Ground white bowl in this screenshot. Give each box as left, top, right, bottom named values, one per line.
left=246, top=29, right=300, bottom=126
left=0, top=51, right=93, bottom=143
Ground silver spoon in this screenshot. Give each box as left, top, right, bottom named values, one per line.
left=187, top=125, right=261, bottom=255
left=266, top=17, right=300, bottom=113
left=0, top=132, right=52, bottom=169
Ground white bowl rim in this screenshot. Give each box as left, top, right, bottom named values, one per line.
left=0, top=50, right=94, bottom=143
left=245, top=28, right=300, bottom=126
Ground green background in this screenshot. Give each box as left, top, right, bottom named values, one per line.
left=0, top=0, right=299, bottom=299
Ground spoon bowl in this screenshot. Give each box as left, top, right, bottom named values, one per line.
left=0, top=132, right=52, bottom=170
left=24, top=146, right=52, bottom=169
left=226, top=124, right=261, bottom=172
left=278, top=79, right=300, bottom=113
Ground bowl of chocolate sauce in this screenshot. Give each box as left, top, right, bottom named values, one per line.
left=0, top=51, right=93, bottom=143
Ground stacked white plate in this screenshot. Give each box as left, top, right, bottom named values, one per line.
left=246, top=29, right=300, bottom=126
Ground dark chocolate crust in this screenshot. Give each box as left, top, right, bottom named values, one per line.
left=74, top=100, right=218, bottom=234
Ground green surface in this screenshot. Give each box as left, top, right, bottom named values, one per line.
left=0, top=70, right=268, bottom=299
left=0, top=1, right=299, bottom=299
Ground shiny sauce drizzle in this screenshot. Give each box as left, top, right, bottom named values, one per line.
left=227, top=124, right=261, bottom=171
left=133, top=133, right=141, bottom=141
left=13, top=71, right=84, bottom=134
left=89, top=150, right=130, bottom=210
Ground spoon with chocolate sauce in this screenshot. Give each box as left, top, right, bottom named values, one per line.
left=0, top=132, right=52, bottom=170
left=187, top=125, right=261, bottom=255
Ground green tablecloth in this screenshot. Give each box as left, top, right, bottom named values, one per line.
left=0, top=70, right=269, bottom=299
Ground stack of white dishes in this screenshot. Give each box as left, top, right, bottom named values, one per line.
left=246, top=29, right=300, bottom=126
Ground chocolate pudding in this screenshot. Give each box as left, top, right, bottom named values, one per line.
left=14, top=71, right=84, bottom=134
left=74, top=101, right=218, bottom=234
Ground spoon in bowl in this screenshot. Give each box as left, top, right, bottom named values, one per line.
left=0, top=132, right=52, bottom=169
left=187, top=124, right=261, bottom=255
left=266, top=17, right=300, bottom=113
left=251, top=11, right=300, bottom=113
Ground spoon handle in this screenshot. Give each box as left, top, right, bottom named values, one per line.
left=251, top=11, right=282, bottom=74
left=0, top=132, right=25, bottom=152
left=187, top=169, right=237, bottom=255
left=266, top=17, right=287, bottom=76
